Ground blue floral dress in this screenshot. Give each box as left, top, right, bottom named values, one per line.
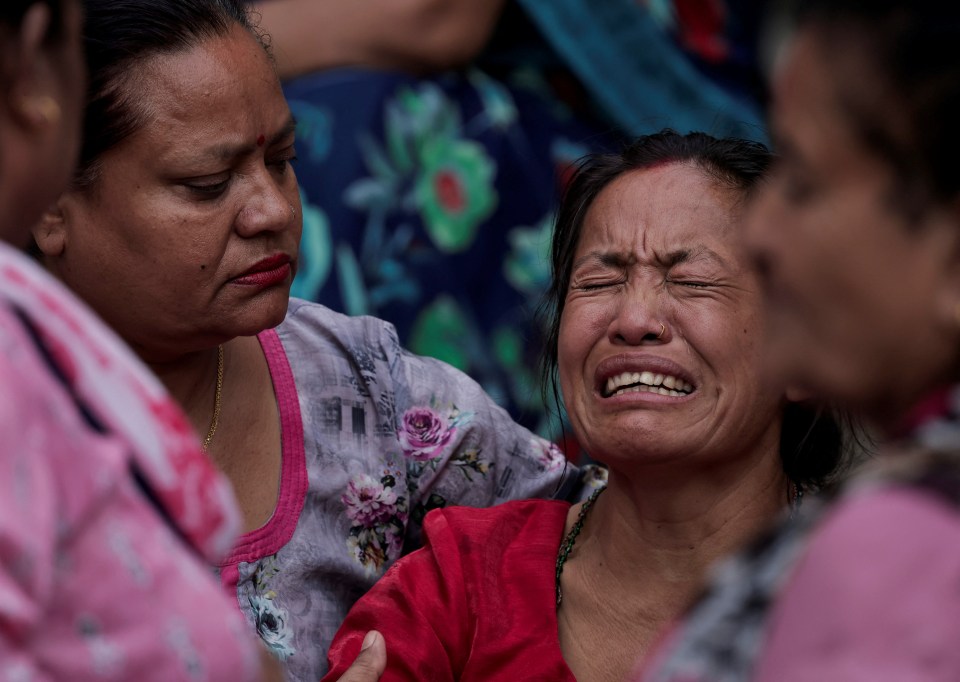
left=283, top=0, right=766, bottom=437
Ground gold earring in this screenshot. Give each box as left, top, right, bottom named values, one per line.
left=19, top=95, right=61, bottom=126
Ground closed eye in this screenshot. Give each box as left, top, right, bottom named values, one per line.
left=575, top=278, right=624, bottom=291
left=668, top=279, right=713, bottom=288
left=267, top=145, right=298, bottom=175
left=183, top=176, right=230, bottom=199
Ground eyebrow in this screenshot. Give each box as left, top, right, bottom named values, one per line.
left=571, top=251, right=633, bottom=271
left=200, top=115, right=298, bottom=161
left=571, top=245, right=727, bottom=271
left=659, top=245, right=727, bottom=268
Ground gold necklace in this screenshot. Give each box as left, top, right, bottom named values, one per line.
left=201, top=344, right=224, bottom=451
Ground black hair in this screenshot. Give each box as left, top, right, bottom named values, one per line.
left=76, top=0, right=266, bottom=187
left=538, top=129, right=851, bottom=490
left=778, top=0, right=960, bottom=217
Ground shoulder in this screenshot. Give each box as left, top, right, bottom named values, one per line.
left=272, top=299, right=406, bottom=391
left=422, top=500, right=570, bottom=559
left=787, top=485, right=960, bottom=610
left=0, top=306, right=88, bottom=486
left=278, top=298, right=401, bottom=349
left=376, top=500, right=568, bottom=617
left=758, top=486, right=960, bottom=679
left=801, top=485, right=960, bottom=573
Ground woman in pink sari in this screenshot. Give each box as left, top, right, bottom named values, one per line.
left=0, top=2, right=382, bottom=679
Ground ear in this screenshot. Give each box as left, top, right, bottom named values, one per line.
left=4, top=4, right=61, bottom=133
left=32, top=201, right=67, bottom=257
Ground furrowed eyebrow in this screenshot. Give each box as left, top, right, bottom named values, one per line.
left=659, top=245, right=726, bottom=268
left=571, top=251, right=634, bottom=271
left=571, top=246, right=729, bottom=274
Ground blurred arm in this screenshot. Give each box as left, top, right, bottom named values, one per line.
left=252, top=0, right=508, bottom=79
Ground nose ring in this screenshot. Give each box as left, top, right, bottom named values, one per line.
left=657, top=323, right=665, bottom=339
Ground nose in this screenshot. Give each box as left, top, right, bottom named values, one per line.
left=608, top=280, right=668, bottom=346
left=234, top=168, right=299, bottom=238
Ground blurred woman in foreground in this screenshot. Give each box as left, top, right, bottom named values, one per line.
left=0, top=1, right=283, bottom=678
left=638, top=2, right=960, bottom=680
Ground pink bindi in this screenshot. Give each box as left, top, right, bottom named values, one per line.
left=256, top=134, right=266, bottom=147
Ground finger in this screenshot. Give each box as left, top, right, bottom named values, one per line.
left=258, top=646, right=285, bottom=682
left=337, top=631, right=387, bottom=682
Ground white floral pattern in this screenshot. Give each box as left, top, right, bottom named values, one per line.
left=249, top=596, right=296, bottom=660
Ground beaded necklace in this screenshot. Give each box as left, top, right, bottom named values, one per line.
left=555, top=486, right=605, bottom=608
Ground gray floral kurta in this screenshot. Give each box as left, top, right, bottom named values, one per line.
left=218, top=299, right=580, bottom=680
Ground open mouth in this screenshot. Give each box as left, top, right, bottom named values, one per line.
left=602, top=371, right=694, bottom=398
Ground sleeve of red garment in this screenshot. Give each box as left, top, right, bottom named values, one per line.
left=754, top=488, right=960, bottom=681
left=322, top=508, right=470, bottom=681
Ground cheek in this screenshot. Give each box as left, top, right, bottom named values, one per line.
left=557, top=297, right=610, bottom=359
left=556, top=303, right=600, bottom=399
left=557, top=313, right=583, bottom=388
left=685, top=303, right=767, bottom=375
left=288, top=182, right=304, bottom=243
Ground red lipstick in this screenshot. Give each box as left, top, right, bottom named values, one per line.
left=231, top=254, right=292, bottom=287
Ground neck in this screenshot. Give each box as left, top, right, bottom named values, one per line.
left=143, top=342, right=226, bottom=442
left=586, top=454, right=789, bottom=588
left=557, top=451, right=790, bottom=681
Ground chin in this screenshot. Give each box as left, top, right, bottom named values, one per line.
left=237, top=291, right=292, bottom=334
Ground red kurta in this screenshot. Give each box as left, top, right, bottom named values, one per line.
left=323, top=499, right=578, bottom=681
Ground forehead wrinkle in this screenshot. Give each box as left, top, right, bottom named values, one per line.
left=132, top=72, right=247, bottom=166
left=577, top=165, right=737, bottom=271
left=137, top=76, right=293, bottom=171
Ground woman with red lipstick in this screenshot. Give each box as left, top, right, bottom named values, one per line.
left=31, top=1, right=580, bottom=678
left=0, top=1, right=294, bottom=680
left=322, top=131, right=851, bottom=682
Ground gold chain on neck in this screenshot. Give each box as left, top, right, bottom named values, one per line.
left=201, top=344, right=224, bottom=451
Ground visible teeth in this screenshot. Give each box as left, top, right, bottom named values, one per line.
left=610, top=385, right=686, bottom=398
left=603, top=371, right=694, bottom=397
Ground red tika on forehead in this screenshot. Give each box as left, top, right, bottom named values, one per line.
left=257, top=134, right=265, bottom=147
